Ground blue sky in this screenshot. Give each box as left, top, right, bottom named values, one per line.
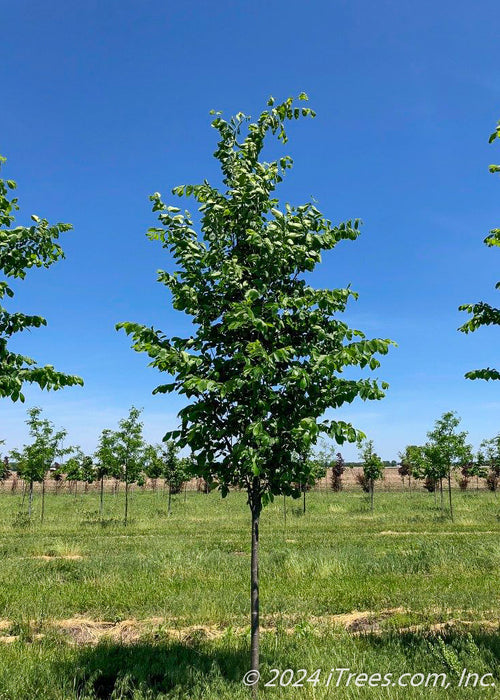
left=1, top=0, right=499, bottom=460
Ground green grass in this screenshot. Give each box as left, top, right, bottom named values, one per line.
left=0, top=488, right=498, bottom=698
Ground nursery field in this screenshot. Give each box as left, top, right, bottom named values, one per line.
left=0, top=490, right=499, bottom=699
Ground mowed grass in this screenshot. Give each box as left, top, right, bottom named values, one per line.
left=0, top=487, right=499, bottom=698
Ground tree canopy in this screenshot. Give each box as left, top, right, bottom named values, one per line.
left=118, top=94, right=395, bottom=673
left=118, top=94, right=394, bottom=503
left=459, top=117, right=500, bottom=380
left=0, top=156, right=83, bottom=401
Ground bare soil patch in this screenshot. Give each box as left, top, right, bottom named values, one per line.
left=0, top=609, right=496, bottom=645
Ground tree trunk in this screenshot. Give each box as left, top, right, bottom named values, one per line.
left=283, top=494, right=286, bottom=539
left=249, top=484, right=262, bottom=677
left=447, top=469, right=454, bottom=521
left=184, top=483, right=187, bottom=502
left=74, top=480, right=78, bottom=498
left=370, top=479, right=374, bottom=512
left=28, top=479, right=33, bottom=518
left=99, top=475, right=104, bottom=516
left=303, top=488, right=306, bottom=514
left=440, top=478, right=444, bottom=510
left=168, top=484, right=172, bottom=516
left=124, top=477, right=129, bottom=526
left=41, top=479, right=45, bottom=523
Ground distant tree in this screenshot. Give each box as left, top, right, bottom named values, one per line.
left=10, top=407, right=67, bottom=520
left=458, top=117, right=500, bottom=380
left=398, top=444, right=422, bottom=491
left=65, top=448, right=84, bottom=496
left=459, top=451, right=488, bottom=491
left=0, top=156, right=83, bottom=401
left=161, top=441, right=188, bottom=515
left=398, top=458, right=410, bottom=488
left=65, top=448, right=95, bottom=497
left=80, top=455, right=95, bottom=493
left=357, top=438, right=384, bottom=511
left=481, top=435, right=500, bottom=492
left=331, top=452, right=345, bottom=492
left=143, top=443, right=164, bottom=492
left=114, top=407, right=145, bottom=525
left=425, top=412, right=472, bottom=520
left=0, top=441, right=9, bottom=483
left=94, top=429, right=120, bottom=516
left=117, top=94, right=394, bottom=674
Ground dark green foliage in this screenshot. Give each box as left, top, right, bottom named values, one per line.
left=0, top=156, right=83, bottom=401
left=459, top=117, right=500, bottom=380
left=357, top=438, right=384, bottom=509
left=118, top=94, right=394, bottom=672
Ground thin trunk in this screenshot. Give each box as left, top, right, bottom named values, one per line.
left=124, top=471, right=129, bottom=526
left=28, top=479, right=33, bottom=518
left=440, top=478, right=444, bottom=510
left=447, top=469, right=454, bottom=521
left=74, top=481, right=78, bottom=498
left=303, top=488, right=306, bottom=514
left=476, top=475, right=479, bottom=491
left=168, top=484, right=172, bottom=515
left=41, top=479, right=45, bottom=523
left=370, top=479, right=374, bottom=512
left=249, top=484, right=262, bottom=677
left=21, top=480, right=26, bottom=507
left=283, top=494, right=286, bottom=540
left=184, top=483, right=187, bottom=503
left=99, top=475, right=104, bottom=516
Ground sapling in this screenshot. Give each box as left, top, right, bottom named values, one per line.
left=118, top=95, right=394, bottom=673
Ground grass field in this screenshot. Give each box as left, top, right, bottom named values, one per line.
left=0, top=488, right=498, bottom=698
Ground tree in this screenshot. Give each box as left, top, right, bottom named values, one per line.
left=316, top=442, right=346, bottom=491
left=332, top=452, right=345, bottom=492
left=80, top=454, right=96, bottom=493
left=117, top=95, right=394, bottom=673
left=65, top=447, right=95, bottom=497
left=0, top=440, right=9, bottom=483
left=161, top=441, right=188, bottom=515
left=143, top=443, right=164, bottom=492
left=0, top=156, right=83, bottom=401
left=458, top=117, right=500, bottom=380
left=357, top=438, right=384, bottom=511
left=94, top=429, right=120, bottom=516
left=398, top=444, right=422, bottom=491
left=113, top=407, right=145, bottom=525
left=481, top=435, right=500, bottom=492
left=10, top=406, right=67, bottom=520
left=65, top=448, right=83, bottom=496
left=425, top=411, right=472, bottom=520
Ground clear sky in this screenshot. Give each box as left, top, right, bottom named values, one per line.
left=1, top=0, right=498, bottom=460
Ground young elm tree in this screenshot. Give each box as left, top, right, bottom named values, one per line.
left=118, top=95, right=394, bottom=672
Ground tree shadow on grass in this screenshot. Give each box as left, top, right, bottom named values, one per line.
left=358, top=627, right=500, bottom=675
left=62, top=637, right=250, bottom=699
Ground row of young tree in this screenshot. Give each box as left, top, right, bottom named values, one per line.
left=3, top=406, right=498, bottom=525
left=315, top=412, right=500, bottom=517
left=2, top=406, right=190, bottom=524
left=397, top=411, right=500, bottom=521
